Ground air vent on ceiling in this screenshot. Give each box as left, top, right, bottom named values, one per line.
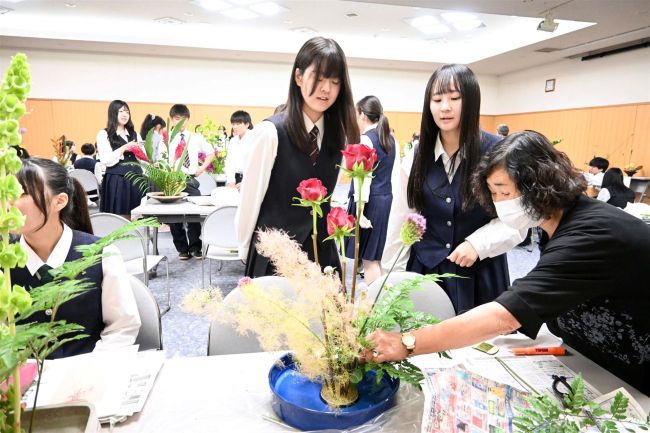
left=535, top=47, right=562, bottom=53
left=571, top=38, right=650, bottom=61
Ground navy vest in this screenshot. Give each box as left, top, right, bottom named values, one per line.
left=73, top=157, right=97, bottom=173
left=412, top=132, right=502, bottom=269
left=349, top=128, right=395, bottom=197
left=607, top=188, right=635, bottom=209
left=105, top=128, right=139, bottom=176
left=246, top=113, right=341, bottom=276
left=12, top=230, right=104, bottom=359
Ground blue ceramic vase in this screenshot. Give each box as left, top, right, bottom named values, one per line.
left=268, top=353, right=400, bottom=431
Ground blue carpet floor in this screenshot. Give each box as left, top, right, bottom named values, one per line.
left=146, top=231, right=540, bottom=358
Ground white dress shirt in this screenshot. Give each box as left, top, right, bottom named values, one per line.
left=159, top=130, right=214, bottom=175
left=381, top=135, right=525, bottom=271
left=596, top=188, right=611, bottom=202
left=20, top=224, right=141, bottom=351
left=96, top=129, right=142, bottom=167
left=225, top=130, right=254, bottom=184
left=236, top=113, right=332, bottom=260
left=586, top=171, right=605, bottom=187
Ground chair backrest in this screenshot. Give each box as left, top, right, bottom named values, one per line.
left=69, top=169, right=99, bottom=193
left=129, top=275, right=162, bottom=351
left=90, top=213, right=146, bottom=262
left=196, top=173, right=217, bottom=196
left=367, top=271, right=456, bottom=321
left=207, top=276, right=296, bottom=356
left=202, top=206, right=238, bottom=249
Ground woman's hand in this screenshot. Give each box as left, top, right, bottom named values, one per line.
left=359, top=214, right=373, bottom=229
left=121, top=141, right=138, bottom=154
left=447, top=240, right=478, bottom=267
left=364, top=329, right=409, bottom=363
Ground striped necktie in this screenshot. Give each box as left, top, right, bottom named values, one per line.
left=180, top=133, right=190, bottom=168
left=308, top=126, right=319, bottom=165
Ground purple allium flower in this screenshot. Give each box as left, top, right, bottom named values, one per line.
left=400, top=213, right=426, bottom=246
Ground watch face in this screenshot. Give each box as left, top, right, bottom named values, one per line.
left=402, top=334, right=416, bottom=348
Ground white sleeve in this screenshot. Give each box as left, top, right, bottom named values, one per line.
left=225, top=141, right=238, bottom=184
left=465, top=219, right=527, bottom=260
left=597, top=188, right=611, bottom=202
left=94, top=245, right=141, bottom=351
left=199, top=134, right=214, bottom=153
left=97, top=130, right=123, bottom=167
left=352, top=135, right=373, bottom=203
left=94, top=161, right=104, bottom=183
left=236, top=121, right=278, bottom=261
left=381, top=150, right=414, bottom=272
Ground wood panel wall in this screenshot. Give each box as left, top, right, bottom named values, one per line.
left=19, top=98, right=496, bottom=157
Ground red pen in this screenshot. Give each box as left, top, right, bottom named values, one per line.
left=511, top=346, right=566, bottom=356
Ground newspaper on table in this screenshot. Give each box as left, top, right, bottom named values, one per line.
left=22, top=346, right=165, bottom=423
left=421, top=355, right=648, bottom=433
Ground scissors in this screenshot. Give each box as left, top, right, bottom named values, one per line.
left=552, top=375, right=600, bottom=427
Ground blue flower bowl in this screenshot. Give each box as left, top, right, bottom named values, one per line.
left=268, top=353, right=400, bottom=431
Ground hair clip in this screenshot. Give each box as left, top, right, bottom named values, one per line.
left=150, top=114, right=155, bottom=120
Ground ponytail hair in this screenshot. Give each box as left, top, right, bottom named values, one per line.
left=140, top=114, right=166, bottom=140
left=356, top=95, right=392, bottom=153
left=17, top=158, right=94, bottom=234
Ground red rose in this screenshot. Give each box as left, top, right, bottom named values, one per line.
left=128, top=144, right=148, bottom=162
left=342, top=144, right=377, bottom=172
left=297, top=178, right=327, bottom=202
left=327, top=207, right=355, bottom=236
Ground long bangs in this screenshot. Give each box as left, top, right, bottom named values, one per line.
left=431, top=66, right=461, bottom=96
left=307, top=46, right=345, bottom=95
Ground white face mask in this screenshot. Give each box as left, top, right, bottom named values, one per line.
left=493, top=196, right=543, bottom=230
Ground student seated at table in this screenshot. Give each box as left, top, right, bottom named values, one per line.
left=597, top=167, right=635, bottom=209
left=12, top=158, right=141, bottom=359
left=585, top=156, right=609, bottom=188
left=366, top=131, right=650, bottom=394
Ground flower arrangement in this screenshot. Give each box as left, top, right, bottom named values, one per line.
left=195, top=116, right=227, bottom=175
left=185, top=142, right=453, bottom=409
left=126, top=118, right=190, bottom=197
left=50, top=135, right=74, bottom=167
left=623, top=163, right=642, bottom=177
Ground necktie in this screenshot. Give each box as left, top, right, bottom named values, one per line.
left=180, top=133, right=190, bottom=168
left=308, top=126, right=319, bottom=165
left=36, top=264, right=54, bottom=284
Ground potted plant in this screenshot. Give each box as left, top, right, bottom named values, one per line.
left=184, top=143, right=453, bottom=430
left=0, top=53, right=157, bottom=433
left=126, top=118, right=190, bottom=202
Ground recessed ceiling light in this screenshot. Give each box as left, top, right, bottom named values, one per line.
left=221, top=7, right=259, bottom=20
left=2, top=0, right=24, bottom=3
left=418, top=23, right=451, bottom=35
left=291, top=26, right=317, bottom=35
left=154, top=16, right=185, bottom=24
left=250, top=2, right=288, bottom=16
left=197, top=0, right=230, bottom=12
left=441, top=12, right=483, bottom=31
left=228, top=0, right=260, bottom=4
left=65, top=2, right=77, bottom=7
left=0, top=6, right=13, bottom=14
left=408, top=15, right=438, bottom=29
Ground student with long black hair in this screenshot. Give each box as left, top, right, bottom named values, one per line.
left=597, top=167, right=635, bottom=208
left=11, top=158, right=140, bottom=359
left=237, top=36, right=360, bottom=277
left=344, top=95, right=398, bottom=284
left=97, top=100, right=144, bottom=218
left=139, top=114, right=166, bottom=163
left=383, top=64, right=523, bottom=314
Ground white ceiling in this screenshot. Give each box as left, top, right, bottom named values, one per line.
left=0, top=0, right=649, bottom=75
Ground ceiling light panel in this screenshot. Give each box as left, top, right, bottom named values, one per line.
left=418, top=23, right=451, bottom=35
left=408, top=15, right=438, bottom=28
left=250, top=2, right=288, bottom=16
left=221, top=7, right=259, bottom=20
left=197, top=0, right=231, bottom=11
left=227, top=0, right=261, bottom=5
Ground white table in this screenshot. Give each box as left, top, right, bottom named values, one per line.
left=630, top=176, right=650, bottom=202
left=105, top=344, right=649, bottom=433
left=130, top=188, right=239, bottom=255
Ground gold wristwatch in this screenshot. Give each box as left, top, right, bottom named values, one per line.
left=401, top=332, right=416, bottom=356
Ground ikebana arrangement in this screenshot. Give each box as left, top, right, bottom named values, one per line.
left=184, top=141, right=452, bottom=428
left=126, top=118, right=190, bottom=198
left=195, top=116, right=227, bottom=175
left=50, top=135, right=74, bottom=167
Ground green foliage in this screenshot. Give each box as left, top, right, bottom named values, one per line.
left=513, top=375, right=650, bottom=432
left=354, top=274, right=454, bottom=385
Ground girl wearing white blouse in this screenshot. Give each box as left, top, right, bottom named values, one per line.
left=12, top=158, right=141, bottom=358
left=96, top=100, right=143, bottom=219
left=237, top=37, right=360, bottom=277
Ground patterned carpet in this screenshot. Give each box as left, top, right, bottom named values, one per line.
left=145, top=231, right=541, bottom=358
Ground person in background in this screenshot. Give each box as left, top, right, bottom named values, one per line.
left=383, top=64, right=524, bottom=314
left=12, top=158, right=141, bottom=358
left=73, top=143, right=98, bottom=173
left=96, top=100, right=144, bottom=219
left=585, top=156, right=609, bottom=188
left=225, top=110, right=254, bottom=189
left=237, top=36, right=360, bottom=277
left=161, top=104, right=214, bottom=260
left=496, top=123, right=509, bottom=137
left=367, top=130, right=650, bottom=394
left=597, top=167, right=635, bottom=208
left=344, top=95, right=398, bottom=284
left=139, top=114, right=166, bottom=162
